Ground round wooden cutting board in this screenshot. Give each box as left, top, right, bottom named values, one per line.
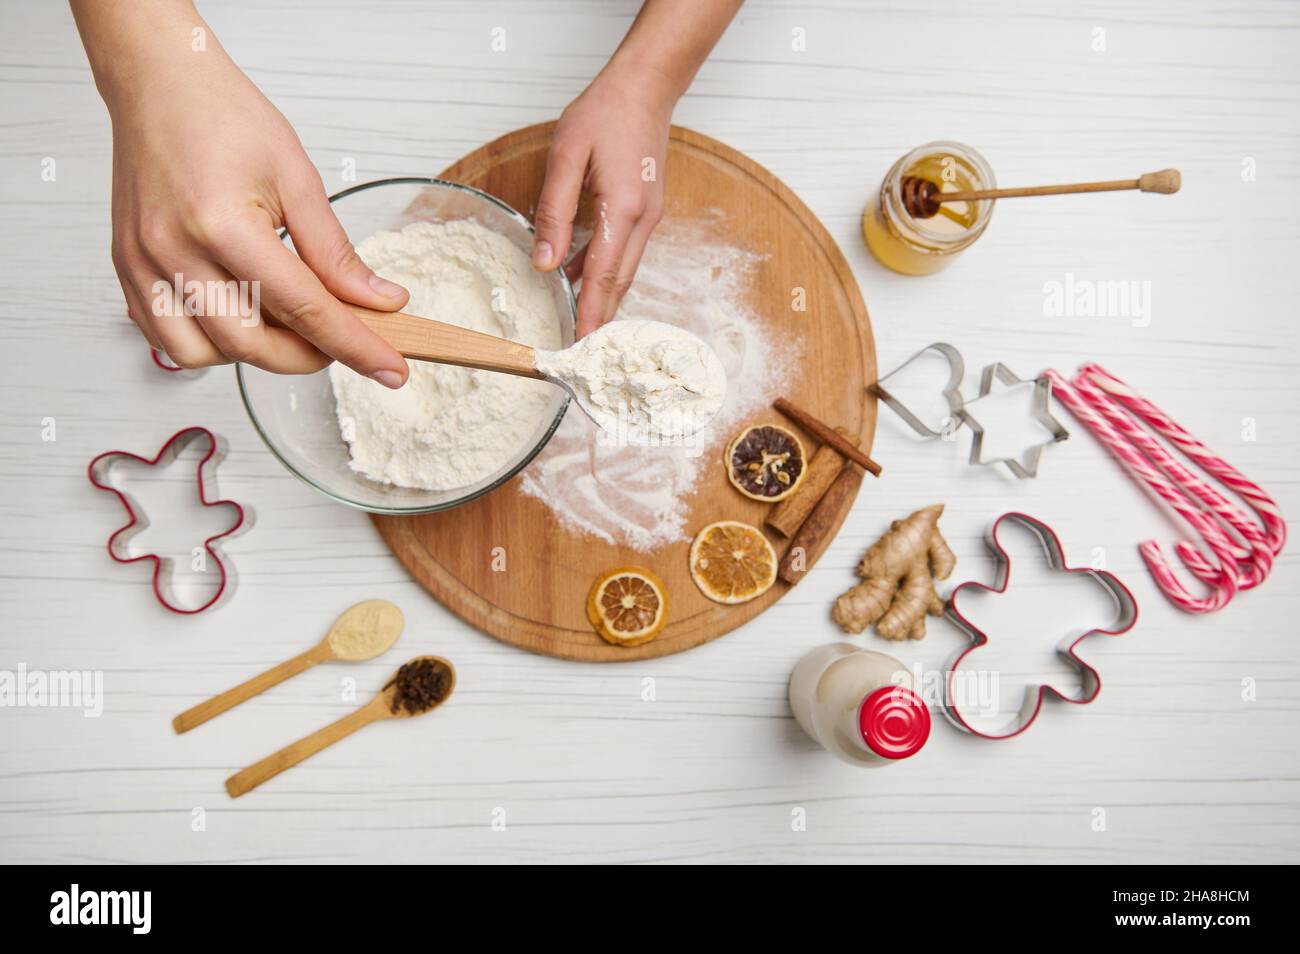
left=373, top=122, right=875, bottom=661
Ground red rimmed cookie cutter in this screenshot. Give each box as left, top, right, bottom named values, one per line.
left=88, top=427, right=246, bottom=614
left=943, top=512, right=1138, bottom=740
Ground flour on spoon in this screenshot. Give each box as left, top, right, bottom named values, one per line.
left=535, top=320, right=727, bottom=444
left=519, top=216, right=787, bottom=550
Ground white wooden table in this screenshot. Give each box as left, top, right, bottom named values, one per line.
left=2, top=0, right=1297, bottom=864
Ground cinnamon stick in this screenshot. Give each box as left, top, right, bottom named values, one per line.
left=774, top=397, right=881, bottom=477
left=778, top=463, right=865, bottom=585
left=767, top=434, right=847, bottom=538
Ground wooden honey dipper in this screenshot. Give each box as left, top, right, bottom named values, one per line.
left=900, top=168, right=1181, bottom=219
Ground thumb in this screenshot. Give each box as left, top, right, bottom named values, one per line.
left=532, top=141, right=587, bottom=271
left=283, top=182, right=410, bottom=312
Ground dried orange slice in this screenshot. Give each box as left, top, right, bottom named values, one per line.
left=727, top=424, right=807, bottom=502
left=587, top=566, right=668, bottom=647
left=689, top=520, right=778, bottom=604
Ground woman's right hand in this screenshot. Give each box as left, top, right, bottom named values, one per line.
left=75, top=1, right=411, bottom=386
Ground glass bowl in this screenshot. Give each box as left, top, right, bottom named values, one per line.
left=237, top=178, right=575, bottom=514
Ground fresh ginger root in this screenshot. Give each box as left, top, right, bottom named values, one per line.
left=832, top=504, right=956, bottom=640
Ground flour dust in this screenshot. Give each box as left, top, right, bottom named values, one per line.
left=519, top=216, right=787, bottom=551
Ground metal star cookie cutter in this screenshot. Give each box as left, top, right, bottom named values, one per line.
left=87, top=427, right=248, bottom=614
left=871, top=343, right=1069, bottom=478
left=869, top=342, right=966, bottom=439
left=960, top=363, right=1070, bottom=479
left=943, top=512, right=1139, bottom=740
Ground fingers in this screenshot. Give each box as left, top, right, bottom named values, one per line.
left=116, top=264, right=225, bottom=369
left=141, top=275, right=228, bottom=369
left=533, top=140, right=589, bottom=272
left=565, top=241, right=588, bottom=285
left=574, top=197, right=639, bottom=337
left=113, top=255, right=165, bottom=351
left=213, top=210, right=409, bottom=387
left=116, top=246, right=330, bottom=372
left=282, top=176, right=410, bottom=312
left=113, top=199, right=404, bottom=378
left=127, top=293, right=165, bottom=352
left=180, top=261, right=331, bottom=374
left=604, top=214, right=656, bottom=324
left=114, top=228, right=228, bottom=367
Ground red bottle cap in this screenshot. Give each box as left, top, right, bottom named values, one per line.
left=858, top=686, right=930, bottom=759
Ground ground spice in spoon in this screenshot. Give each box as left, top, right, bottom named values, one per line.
left=386, top=658, right=453, bottom=715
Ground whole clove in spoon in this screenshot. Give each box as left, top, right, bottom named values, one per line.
left=224, top=655, right=455, bottom=798
left=347, top=307, right=727, bottom=444
left=172, top=599, right=403, bottom=734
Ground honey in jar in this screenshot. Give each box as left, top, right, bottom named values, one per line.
left=863, top=141, right=996, bottom=275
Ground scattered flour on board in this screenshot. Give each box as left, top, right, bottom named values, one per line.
left=519, top=216, right=790, bottom=550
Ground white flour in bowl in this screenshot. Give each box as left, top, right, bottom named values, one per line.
left=520, top=216, right=785, bottom=550
left=329, top=219, right=562, bottom=490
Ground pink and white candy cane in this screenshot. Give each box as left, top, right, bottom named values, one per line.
left=1068, top=373, right=1271, bottom=590
left=1076, top=363, right=1286, bottom=558
left=1045, top=371, right=1238, bottom=613
left=1043, top=364, right=1285, bottom=614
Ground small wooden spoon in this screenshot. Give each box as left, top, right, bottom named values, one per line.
left=224, top=655, right=455, bottom=799
left=172, top=599, right=403, bottom=734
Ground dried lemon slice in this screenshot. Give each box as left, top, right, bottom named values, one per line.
left=689, top=520, right=778, bottom=604
left=726, top=424, right=807, bottom=502
left=587, top=567, right=668, bottom=647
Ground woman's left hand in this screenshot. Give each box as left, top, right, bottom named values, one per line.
left=531, top=67, right=672, bottom=337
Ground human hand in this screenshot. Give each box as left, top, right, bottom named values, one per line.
left=531, top=68, right=672, bottom=337
left=103, top=48, right=410, bottom=384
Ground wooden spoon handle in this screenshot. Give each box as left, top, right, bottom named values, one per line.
left=349, top=304, right=545, bottom=378
left=172, top=645, right=329, bottom=734
left=225, top=701, right=385, bottom=799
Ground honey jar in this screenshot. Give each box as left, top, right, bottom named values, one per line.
left=863, top=141, right=996, bottom=275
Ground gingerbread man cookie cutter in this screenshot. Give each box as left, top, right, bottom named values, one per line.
left=88, top=427, right=248, bottom=614
left=943, top=512, right=1138, bottom=740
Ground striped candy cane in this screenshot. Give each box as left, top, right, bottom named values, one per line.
left=1068, top=373, right=1272, bottom=590
left=1077, top=363, right=1286, bottom=561
left=1044, top=370, right=1240, bottom=613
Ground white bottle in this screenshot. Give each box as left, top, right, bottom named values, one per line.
left=788, top=643, right=930, bottom=766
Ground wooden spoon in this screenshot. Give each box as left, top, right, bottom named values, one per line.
left=224, top=655, right=455, bottom=799
left=347, top=307, right=725, bottom=442
left=172, top=599, right=403, bottom=734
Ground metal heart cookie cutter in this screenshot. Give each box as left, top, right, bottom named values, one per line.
left=870, top=342, right=966, bottom=440
left=943, top=512, right=1138, bottom=740
left=870, top=342, right=1069, bottom=478
left=88, top=427, right=248, bottom=614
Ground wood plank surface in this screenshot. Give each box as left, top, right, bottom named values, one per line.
left=1, top=0, right=1297, bottom=864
